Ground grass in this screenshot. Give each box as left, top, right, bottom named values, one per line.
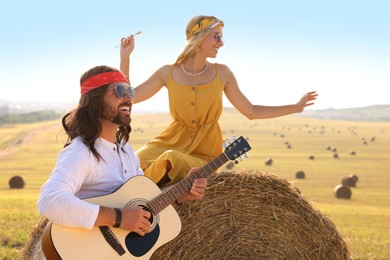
left=0, top=110, right=389, bottom=259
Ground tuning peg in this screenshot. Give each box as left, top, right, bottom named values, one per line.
left=231, top=135, right=236, bottom=140
left=245, top=153, right=249, bottom=158
left=222, top=142, right=227, bottom=149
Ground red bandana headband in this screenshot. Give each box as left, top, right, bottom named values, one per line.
left=80, top=71, right=128, bottom=95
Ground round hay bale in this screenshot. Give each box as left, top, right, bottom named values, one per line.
left=333, top=184, right=352, bottom=199
left=295, top=170, right=305, bottom=179
left=349, top=174, right=359, bottom=183
left=23, top=172, right=351, bottom=259
left=349, top=150, right=356, bottom=155
left=264, top=157, right=273, bottom=166
left=225, top=161, right=235, bottom=170
left=9, top=175, right=25, bottom=189
left=154, top=171, right=350, bottom=259
left=341, top=176, right=357, bottom=187
left=342, top=175, right=359, bottom=187
left=20, top=218, right=48, bottom=260
left=308, top=155, right=315, bottom=160
left=333, top=153, right=339, bottom=159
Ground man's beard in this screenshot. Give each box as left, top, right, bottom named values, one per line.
left=101, top=103, right=131, bottom=126
left=111, top=114, right=130, bottom=125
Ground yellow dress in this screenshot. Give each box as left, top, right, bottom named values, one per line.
left=136, top=64, right=224, bottom=184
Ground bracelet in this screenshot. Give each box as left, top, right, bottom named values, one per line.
left=113, top=208, right=122, bottom=228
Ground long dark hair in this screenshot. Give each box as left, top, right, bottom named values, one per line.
left=62, top=65, right=132, bottom=161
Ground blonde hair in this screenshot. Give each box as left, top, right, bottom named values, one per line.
left=175, top=15, right=221, bottom=64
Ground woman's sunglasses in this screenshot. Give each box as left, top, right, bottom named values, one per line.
left=114, top=84, right=135, bottom=99
left=213, top=33, right=223, bottom=43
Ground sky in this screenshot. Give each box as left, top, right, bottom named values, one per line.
left=0, top=0, right=389, bottom=113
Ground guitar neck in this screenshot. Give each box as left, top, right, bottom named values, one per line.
left=147, top=153, right=229, bottom=214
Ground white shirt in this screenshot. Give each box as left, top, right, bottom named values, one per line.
left=37, top=136, right=143, bottom=230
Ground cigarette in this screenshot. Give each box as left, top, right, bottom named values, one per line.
left=115, top=31, right=142, bottom=49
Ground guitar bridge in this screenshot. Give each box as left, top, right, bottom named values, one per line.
left=99, top=226, right=126, bottom=256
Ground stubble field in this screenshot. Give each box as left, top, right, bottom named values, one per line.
left=0, top=109, right=389, bottom=259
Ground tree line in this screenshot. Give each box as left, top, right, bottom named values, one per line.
left=0, top=110, right=62, bottom=126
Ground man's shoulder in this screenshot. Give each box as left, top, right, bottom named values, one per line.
left=60, top=137, right=90, bottom=156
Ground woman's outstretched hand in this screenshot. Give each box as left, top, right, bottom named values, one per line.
left=296, top=91, right=318, bottom=112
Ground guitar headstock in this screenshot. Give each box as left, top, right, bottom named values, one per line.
left=223, top=136, right=251, bottom=162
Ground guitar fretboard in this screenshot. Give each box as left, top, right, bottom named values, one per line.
left=147, top=153, right=228, bottom=214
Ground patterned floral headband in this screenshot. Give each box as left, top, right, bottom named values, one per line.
left=186, top=18, right=224, bottom=40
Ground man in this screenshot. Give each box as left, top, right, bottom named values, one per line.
left=38, top=65, right=207, bottom=236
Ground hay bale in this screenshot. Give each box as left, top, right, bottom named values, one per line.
left=23, top=172, right=351, bottom=259
left=341, top=176, right=357, bottom=187
left=154, top=171, right=351, bottom=259
left=225, top=161, right=235, bottom=170
left=295, top=170, right=305, bottom=179
left=342, top=175, right=358, bottom=187
left=264, top=158, right=273, bottom=166
left=349, top=174, right=359, bottom=183
left=334, top=184, right=352, bottom=199
left=9, top=175, right=25, bottom=189
left=20, top=218, right=48, bottom=260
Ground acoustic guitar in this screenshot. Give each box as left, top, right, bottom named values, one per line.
left=42, top=136, right=251, bottom=259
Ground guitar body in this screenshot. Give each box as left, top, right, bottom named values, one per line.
left=42, top=175, right=182, bottom=259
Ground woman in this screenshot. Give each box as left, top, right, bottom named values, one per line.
left=120, top=15, right=318, bottom=186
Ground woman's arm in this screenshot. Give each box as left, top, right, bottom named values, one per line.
left=220, top=65, right=318, bottom=120
left=120, top=35, right=170, bottom=104
left=119, top=35, right=134, bottom=83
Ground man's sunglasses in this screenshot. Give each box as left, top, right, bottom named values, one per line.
left=114, top=84, right=135, bottom=99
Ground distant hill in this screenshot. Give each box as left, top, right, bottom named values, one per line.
left=0, top=100, right=74, bottom=115
left=299, top=104, right=390, bottom=122
left=1, top=99, right=389, bottom=122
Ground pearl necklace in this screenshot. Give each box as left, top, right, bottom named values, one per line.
left=182, top=63, right=209, bottom=76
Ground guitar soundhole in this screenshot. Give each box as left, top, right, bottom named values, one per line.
left=126, top=199, right=159, bottom=231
